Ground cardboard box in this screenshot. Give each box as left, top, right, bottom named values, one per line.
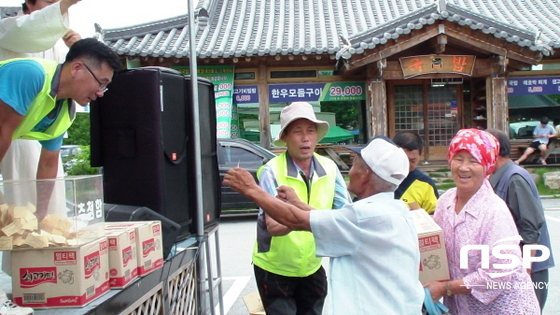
left=410, top=209, right=450, bottom=284
left=105, top=221, right=163, bottom=277
left=0, top=175, right=105, bottom=249
left=11, top=237, right=110, bottom=308
left=105, top=228, right=138, bottom=289
left=242, top=291, right=265, bottom=315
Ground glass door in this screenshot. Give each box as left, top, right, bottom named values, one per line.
left=427, top=85, right=460, bottom=160
left=392, top=82, right=460, bottom=161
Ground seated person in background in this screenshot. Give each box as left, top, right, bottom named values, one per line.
left=552, top=118, right=560, bottom=137
left=515, top=116, right=555, bottom=165
left=393, top=130, right=439, bottom=213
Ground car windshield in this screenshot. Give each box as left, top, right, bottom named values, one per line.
left=60, top=146, right=81, bottom=158
left=60, top=148, right=72, bottom=158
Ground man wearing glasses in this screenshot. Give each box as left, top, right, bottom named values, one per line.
left=0, top=38, right=120, bottom=185
left=0, top=0, right=83, bottom=209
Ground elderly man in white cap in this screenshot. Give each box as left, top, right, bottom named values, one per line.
left=248, top=102, right=352, bottom=315
left=224, top=136, right=424, bottom=314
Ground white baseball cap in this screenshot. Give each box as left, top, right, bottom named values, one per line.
left=273, top=102, right=330, bottom=147
left=346, top=136, right=409, bottom=185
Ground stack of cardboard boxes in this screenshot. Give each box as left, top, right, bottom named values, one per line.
left=1, top=176, right=165, bottom=309
left=105, top=221, right=164, bottom=279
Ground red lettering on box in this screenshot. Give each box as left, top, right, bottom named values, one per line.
left=122, top=246, right=133, bottom=266
left=54, top=251, right=77, bottom=265
left=142, top=238, right=156, bottom=258
left=418, top=235, right=441, bottom=252
left=84, top=251, right=101, bottom=279
left=152, top=224, right=161, bottom=236
left=20, top=267, right=57, bottom=288
left=100, top=240, right=108, bottom=254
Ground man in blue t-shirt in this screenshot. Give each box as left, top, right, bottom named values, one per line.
left=515, top=116, right=556, bottom=165
left=0, top=38, right=120, bottom=183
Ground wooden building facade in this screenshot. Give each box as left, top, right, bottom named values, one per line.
left=101, top=0, right=560, bottom=161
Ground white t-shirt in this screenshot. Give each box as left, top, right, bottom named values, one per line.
left=533, top=124, right=555, bottom=144
left=310, top=192, right=424, bottom=315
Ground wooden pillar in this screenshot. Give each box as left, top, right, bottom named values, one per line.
left=258, top=59, right=271, bottom=149
left=488, top=55, right=509, bottom=132
left=366, top=61, right=388, bottom=138
left=490, top=77, right=508, bottom=132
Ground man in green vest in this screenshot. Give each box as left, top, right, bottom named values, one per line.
left=0, top=38, right=120, bottom=216
left=224, top=136, right=424, bottom=314
left=253, top=101, right=352, bottom=315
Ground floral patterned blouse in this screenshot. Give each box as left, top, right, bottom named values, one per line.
left=433, top=180, right=540, bottom=315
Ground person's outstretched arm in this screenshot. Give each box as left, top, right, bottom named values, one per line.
left=224, top=167, right=311, bottom=231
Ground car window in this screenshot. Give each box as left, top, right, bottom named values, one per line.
left=221, top=146, right=264, bottom=169
left=61, top=148, right=71, bottom=158
left=61, top=146, right=82, bottom=158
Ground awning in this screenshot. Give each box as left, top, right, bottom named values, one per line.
left=242, top=126, right=355, bottom=144
left=508, top=95, right=560, bottom=108
left=320, top=126, right=355, bottom=144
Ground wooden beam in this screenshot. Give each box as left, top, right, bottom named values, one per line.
left=341, top=21, right=540, bottom=75
left=321, top=147, right=349, bottom=170
left=489, top=76, right=508, bottom=131
left=368, top=80, right=387, bottom=136
left=366, top=59, right=387, bottom=80
left=258, top=58, right=270, bottom=149
left=444, top=27, right=541, bottom=65
left=433, top=34, right=447, bottom=54
left=344, top=25, right=441, bottom=71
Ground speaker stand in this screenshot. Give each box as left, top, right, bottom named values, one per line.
left=197, top=224, right=224, bottom=315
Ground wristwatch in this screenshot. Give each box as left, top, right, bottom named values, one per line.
left=445, top=281, right=453, bottom=296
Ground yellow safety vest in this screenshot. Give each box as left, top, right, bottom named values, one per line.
left=253, top=152, right=337, bottom=277
left=1, top=58, right=74, bottom=141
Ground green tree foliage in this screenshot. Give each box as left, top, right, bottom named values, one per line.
left=64, top=113, right=90, bottom=145
left=62, top=113, right=98, bottom=175
left=320, top=100, right=361, bottom=129
left=63, top=145, right=100, bottom=176
left=549, top=94, right=560, bottom=104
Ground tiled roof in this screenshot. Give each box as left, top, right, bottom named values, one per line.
left=101, top=0, right=560, bottom=60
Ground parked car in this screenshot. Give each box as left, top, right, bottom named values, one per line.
left=509, top=120, right=554, bottom=139
left=218, top=138, right=276, bottom=210
left=60, top=145, right=82, bottom=174
left=60, top=145, right=82, bottom=159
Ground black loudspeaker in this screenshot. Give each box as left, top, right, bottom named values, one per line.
left=91, top=67, right=192, bottom=239
left=91, top=67, right=221, bottom=239
left=185, top=77, right=221, bottom=231
left=104, top=203, right=181, bottom=259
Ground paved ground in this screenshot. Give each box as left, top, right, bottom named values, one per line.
left=218, top=199, right=560, bottom=315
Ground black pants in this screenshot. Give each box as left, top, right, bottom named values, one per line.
left=531, top=269, right=549, bottom=312
left=254, top=264, right=328, bottom=315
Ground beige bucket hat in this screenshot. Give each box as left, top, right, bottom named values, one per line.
left=273, top=102, right=330, bottom=147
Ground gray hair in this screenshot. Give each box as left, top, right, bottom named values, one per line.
left=371, top=171, right=398, bottom=192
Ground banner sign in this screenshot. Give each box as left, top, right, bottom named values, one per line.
left=233, top=85, right=259, bottom=104
left=399, top=55, right=475, bottom=78
left=507, top=77, right=560, bottom=95
left=174, top=65, right=238, bottom=138
left=268, top=82, right=365, bottom=103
